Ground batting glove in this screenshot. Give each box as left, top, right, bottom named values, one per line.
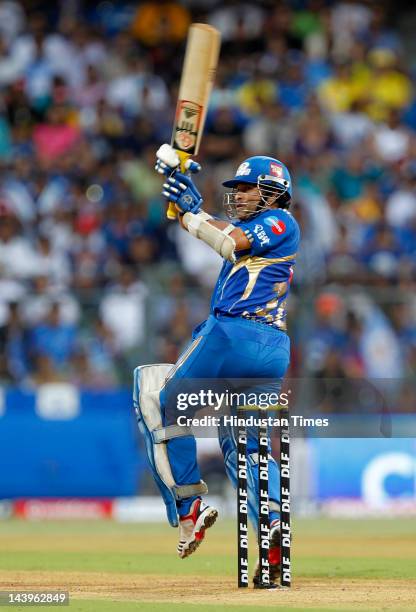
left=155, top=144, right=180, bottom=177
left=155, top=144, right=202, bottom=177
left=162, top=171, right=203, bottom=214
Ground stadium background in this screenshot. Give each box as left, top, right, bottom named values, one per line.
left=0, top=2, right=415, bottom=608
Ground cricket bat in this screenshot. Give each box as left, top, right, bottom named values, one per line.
left=166, top=23, right=221, bottom=220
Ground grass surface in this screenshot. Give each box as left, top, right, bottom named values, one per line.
left=0, top=518, right=414, bottom=611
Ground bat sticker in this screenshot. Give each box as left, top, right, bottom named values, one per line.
left=173, top=100, right=203, bottom=153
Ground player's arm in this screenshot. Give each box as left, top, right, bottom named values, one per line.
left=156, top=144, right=249, bottom=260
left=178, top=215, right=250, bottom=251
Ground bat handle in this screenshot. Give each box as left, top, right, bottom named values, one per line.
left=167, top=202, right=177, bottom=220
left=166, top=151, right=191, bottom=220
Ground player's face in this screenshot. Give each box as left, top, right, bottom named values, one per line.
left=233, top=184, right=262, bottom=219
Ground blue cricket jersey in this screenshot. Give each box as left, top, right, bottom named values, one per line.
left=211, top=208, right=300, bottom=331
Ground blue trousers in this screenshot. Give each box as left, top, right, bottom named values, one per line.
left=160, top=314, right=290, bottom=526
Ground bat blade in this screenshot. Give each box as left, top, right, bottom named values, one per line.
left=172, top=23, right=220, bottom=156
left=167, top=23, right=221, bottom=219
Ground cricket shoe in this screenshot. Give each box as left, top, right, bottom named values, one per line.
left=177, top=498, right=218, bottom=559
left=253, top=519, right=281, bottom=588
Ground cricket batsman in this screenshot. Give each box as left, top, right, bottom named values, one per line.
left=134, top=144, right=300, bottom=587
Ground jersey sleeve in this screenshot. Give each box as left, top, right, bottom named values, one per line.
left=239, top=210, right=294, bottom=255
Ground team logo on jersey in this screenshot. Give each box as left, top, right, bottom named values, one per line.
left=236, top=162, right=251, bottom=176
left=265, top=216, right=286, bottom=235
left=270, top=162, right=283, bottom=178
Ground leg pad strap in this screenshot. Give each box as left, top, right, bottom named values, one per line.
left=152, top=424, right=193, bottom=443
left=174, top=481, right=208, bottom=500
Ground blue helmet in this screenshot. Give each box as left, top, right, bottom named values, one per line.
left=223, top=156, right=292, bottom=202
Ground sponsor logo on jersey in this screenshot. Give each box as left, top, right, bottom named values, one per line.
left=236, top=162, right=251, bottom=176
left=254, top=224, right=270, bottom=246
left=264, top=216, right=286, bottom=235
left=270, top=162, right=283, bottom=178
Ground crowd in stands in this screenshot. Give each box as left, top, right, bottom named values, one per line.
left=0, top=0, right=415, bottom=395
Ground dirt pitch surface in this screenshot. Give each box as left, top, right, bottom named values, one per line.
left=0, top=518, right=415, bottom=611
left=0, top=570, right=415, bottom=610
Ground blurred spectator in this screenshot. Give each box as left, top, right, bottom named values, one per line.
left=390, top=303, right=416, bottom=374
left=162, top=300, right=193, bottom=348
left=295, top=105, right=333, bottom=158
left=209, top=2, right=265, bottom=46
left=30, top=353, right=64, bottom=385
left=278, top=55, right=309, bottom=111
left=243, top=101, right=295, bottom=157
left=318, top=60, right=358, bottom=113
left=330, top=100, right=374, bottom=149
left=330, top=0, right=372, bottom=57
left=21, top=274, right=79, bottom=327
left=3, top=163, right=68, bottom=222
left=237, top=69, right=277, bottom=116
left=357, top=297, right=404, bottom=379
left=0, top=0, right=414, bottom=389
left=1, top=300, right=28, bottom=381
left=385, top=167, right=416, bottom=228
left=0, top=203, right=37, bottom=278
left=33, top=235, right=72, bottom=288
left=131, top=1, right=190, bottom=47
left=204, top=107, right=244, bottom=162
left=330, top=152, right=376, bottom=201
left=291, top=0, right=326, bottom=48
left=365, top=48, right=412, bottom=121
left=29, top=301, right=78, bottom=371
left=305, top=292, right=347, bottom=373
left=348, top=182, right=382, bottom=226
left=74, top=64, right=106, bottom=110
left=73, top=317, right=119, bottom=388
left=119, top=147, right=162, bottom=202
left=33, top=104, right=81, bottom=162
left=371, top=109, right=412, bottom=163
left=0, top=1, right=25, bottom=45
left=106, top=56, right=169, bottom=117
left=359, top=222, right=403, bottom=279
left=99, top=266, right=148, bottom=353
left=23, top=33, right=55, bottom=108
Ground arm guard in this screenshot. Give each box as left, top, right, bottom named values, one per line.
left=182, top=211, right=236, bottom=263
